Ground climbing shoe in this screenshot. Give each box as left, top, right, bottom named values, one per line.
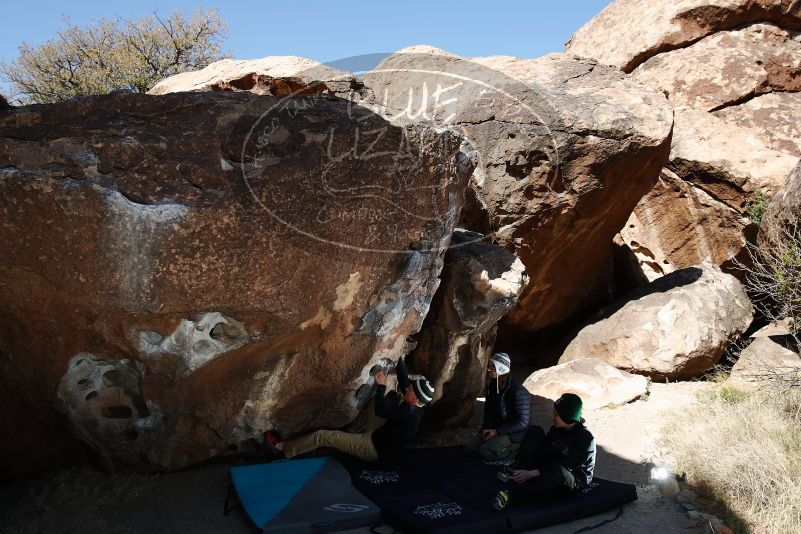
left=492, top=490, right=511, bottom=511
left=262, top=431, right=284, bottom=459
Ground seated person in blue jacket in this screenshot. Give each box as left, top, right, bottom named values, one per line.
left=273, top=357, right=434, bottom=464
left=465, top=352, right=531, bottom=461
left=492, top=393, right=596, bottom=511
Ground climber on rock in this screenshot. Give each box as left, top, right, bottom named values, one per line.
left=491, top=392, right=596, bottom=511
left=266, top=356, right=434, bottom=464
left=465, top=352, right=532, bottom=461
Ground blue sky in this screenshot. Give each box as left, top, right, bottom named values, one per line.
left=1, top=0, right=611, bottom=96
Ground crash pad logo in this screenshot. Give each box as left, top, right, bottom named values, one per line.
left=324, top=503, right=371, bottom=513
left=482, top=458, right=513, bottom=467
left=359, top=469, right=400, bottom=484
left=414, top=502, right=463, bottom=519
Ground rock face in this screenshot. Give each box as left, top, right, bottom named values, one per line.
left=0, top=94, right=9, bottom=109
left=566, top=0, right=801, bottom=73
left=620, top=169, right=747, bottom=281
left=714, top=92, right=801, bottom=157
left=619, top=109, right=794, bottom=280
left=523, top=358, right=648, bottom=409
left=560, top=267, right=754, bottom=379
left=759, top=161, right=801, bottom=250
left=360, top=48, right=673, bottom=331
left=159, top=49, right=674, bottom=332
left=569, top=2, right=801, bottom=284
left=667, top=108, right=797, bottom=209
left=631, top=23, right=801, bottom=112
left=148, top=56, right=358, bottom=96
left=0, top=91, right=474, bottom=474
left=408, top=229, right=528, bottom=428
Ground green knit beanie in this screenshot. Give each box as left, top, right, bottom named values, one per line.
left=554, top=393, right=583, bottom=423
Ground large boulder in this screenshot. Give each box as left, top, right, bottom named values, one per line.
left=559, top=267, right=754, bottom=379
left=713, top=92, right=801, bottom=157
left=360, top=48, right=673, bottom=331
left=523, top=358, right=648, bottom=409
left=630, top=23, right=801, bottom=112
left=0, top=91, right=474, bottom=475
left=0, top=94, right=9, bottom=109
left=566, top=0, right=801, bottom=73
left=408, top=229, right=528, bottom=428
left=148, top=56, right=358, bottom=96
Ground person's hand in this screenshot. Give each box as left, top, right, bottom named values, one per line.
left=481, top=429, right=498, bottom=442
left=510, top=469, right=539, bottom=484
left=374, top=370, right=387, bottom=386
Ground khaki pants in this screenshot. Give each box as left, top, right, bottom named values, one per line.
left=282, top=399, right=386, bottom=462
left=464, top=433, right=519, bottom=462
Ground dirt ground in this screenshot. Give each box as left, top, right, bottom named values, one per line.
left=0, top=382, right=713, bottom=534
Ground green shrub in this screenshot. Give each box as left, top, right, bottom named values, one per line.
left=745, top=190, right=769, bottom=226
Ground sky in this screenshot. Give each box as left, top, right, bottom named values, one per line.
left=0, top=0, right=612, bottom=96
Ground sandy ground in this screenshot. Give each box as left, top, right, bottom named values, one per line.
left=0, top=381, right=713, bottom=534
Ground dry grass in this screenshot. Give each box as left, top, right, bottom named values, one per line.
left=661, top=384, right=801, bottom=534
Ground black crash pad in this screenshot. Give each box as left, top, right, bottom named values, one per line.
left=338, top=446, right=637, bottom=534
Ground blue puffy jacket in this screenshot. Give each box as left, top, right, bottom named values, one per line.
left=482, top=378, right=531, bottom=443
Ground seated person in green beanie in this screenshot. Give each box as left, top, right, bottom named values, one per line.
left=465, top=352, right=532, bottom=461
left=492, top=393, right=596, bottom=511
left=271, top=357, right=435, bottom=464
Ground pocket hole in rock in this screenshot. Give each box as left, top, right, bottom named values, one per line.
left=192, top=340, right=211, bottom=353
left=102, top=370, right=121, bottom=387
left=85, top=391, right=99, bottom=401
left=102, top=405, right=133, bottom=419
left=131, top=394, right=151, bottom=417
left=77, top=378, right=92, bottom=390
left=210, top=322, right=243, bottom=341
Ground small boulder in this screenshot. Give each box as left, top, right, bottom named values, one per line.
left=560, top=267, right=754, bottom=379
left=523, top=358, right=648, bottom=410
left=728, top=333, right=801, bottom=388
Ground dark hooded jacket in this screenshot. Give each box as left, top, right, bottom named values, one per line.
left=482, top=377, right=531, bottom=443
left=546, top=419, right=596, bottom=489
